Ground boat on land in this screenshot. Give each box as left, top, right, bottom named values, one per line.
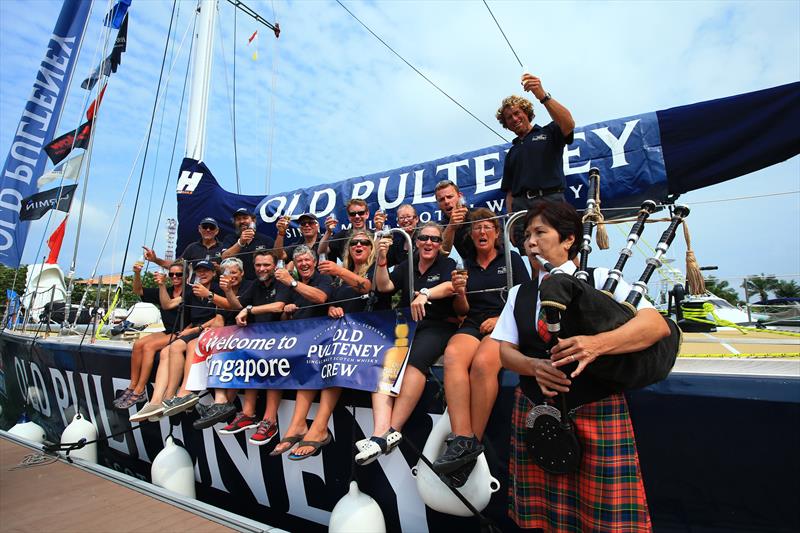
left=1, top=1, right=799, bottom=531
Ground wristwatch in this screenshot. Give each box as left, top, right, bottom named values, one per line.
left=207, top=294, right=215, bottom=304
left=246, top=305, right=253, bottom=315
left=419, top=287, right=431, bottom=299
left=290, top=280, right=298, bottom=288
left=539, top=92, right=552, bottom=104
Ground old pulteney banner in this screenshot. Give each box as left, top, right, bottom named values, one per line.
left=0, top=0, right=92, bottom=267
left=195, top=309, right=415, bottom=394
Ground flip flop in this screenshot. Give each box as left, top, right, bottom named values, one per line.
left=288, top=433, right=332, bottom=461
left=269, top=434, right=305, bottom=456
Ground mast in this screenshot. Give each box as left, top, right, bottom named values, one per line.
left=185, top=0, right=218, bottom=161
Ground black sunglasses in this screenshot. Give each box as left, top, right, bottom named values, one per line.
left=348, top=210, right=367, bottom=217
left=299, top=220, right=317, bottom=226
left=168, top=272, right=183, bottom=278
left=349, top=239, right=372, bottom=247
left=200, top=224, right=217, bottom=230
left=417, top=234, right=443, bottom=243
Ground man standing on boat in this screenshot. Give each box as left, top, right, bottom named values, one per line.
left=274, top=213, right=321, bottom=262
left=498, top=73, right=575, bottom=253
left=221, top=208, right=275, bottom=280
left=144, top=217, right=224, bottom=269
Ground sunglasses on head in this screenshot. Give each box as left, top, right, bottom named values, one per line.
left=168, top=272, right=183, bottom=278
left=348, top=210, right=367, bottom=217
left=349, top=239, right=372, bottom=247
left=200, top=224, right=217, bottom=230
left=417, top=234, right=443, bottom=243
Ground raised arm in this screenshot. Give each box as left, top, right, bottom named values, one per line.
left=521, top=73, right=575, bottom=137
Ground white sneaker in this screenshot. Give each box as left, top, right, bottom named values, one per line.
left=129, top=402, right=164, bottom=423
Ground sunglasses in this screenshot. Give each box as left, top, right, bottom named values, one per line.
left=417, top=234, right=443, bottom=243
left=299, top=220, right=317, bottom=226
left=348, top=210, right=367, bottom=217
left=349, top=239, right=372, bottom=247
left=200, top=224, right=217, bottom=230
left=168, top=272, right=183, bottom=278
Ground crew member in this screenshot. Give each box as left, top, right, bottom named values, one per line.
left=221, top=208, right=275, bottom=280
left=275, top=213, right=321, bottom=262
left=318, top=198, right=371, bottom=263
left=143, top=217, right=223, bottom=269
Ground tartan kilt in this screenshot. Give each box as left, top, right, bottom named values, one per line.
left=509, top=387, right=652, bottom=532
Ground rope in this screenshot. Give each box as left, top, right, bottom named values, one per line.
left=216, top=3, right=241, bottom=192
left=681, top=302, right=800, bottom=338
left=8, top=453, right=59, bottom=470
left=481, top=0, right=523, bottom=69
left=682, top=220, right=705, bottom=295
left=334, top=0, right=509, bottom=143
left=679, top=353, right=799, bottom=358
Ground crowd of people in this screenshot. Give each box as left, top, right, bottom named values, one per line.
left=116, top=75, right=664, bottom=531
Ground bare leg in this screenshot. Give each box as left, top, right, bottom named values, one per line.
left=127, top=338, right=145, bottom=391
left=370, top=392, right=394, bottom=437
left=134, top=333, right=170, bottom=394
left=176, top=347, right=198, bottom=397
left=272, top=389, right=315, bottom=454
left=241, top=389, right=258, bottom=417
left=390, top=366, right=427, bottom=431
left=442, top=334, right=480, bottom=437
left=468, top=338, right=502, bottom=439
left=293, top=388, right=342, bottom=456
left=150, top=341, right=184, bottom=404
left=262, top=389, right=282, bottom=422
left=164, top=340, right=189, bottom=400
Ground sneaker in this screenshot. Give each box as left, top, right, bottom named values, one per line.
left=355, top=429, right=403, bottom=466
left=442, top=458, right=478, bottom=488
left=249, top=420, right=279, bottom=446
left=117, top=390, right=147, bottom=410
left=162, top=393, right=200, bottom=417
left=193, top=402, right=237, bottom=430
left=431, top=435, right=484, bottom=475
left=218, top=412, right=259, bottom=435
left=113, top=388, right=133, bottom=408
left=129, top=402, right=164, bottom=423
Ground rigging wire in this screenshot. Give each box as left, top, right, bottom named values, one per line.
left=482, top=0, right=524, bottom=69
left=334, top=0, right=510, bottom=143
left=233, top=4, right=240, bottom=193
left=117, top=0, right=179, bottom=279
left=265, top=0, right=280, bottom=195
left=216, top=2, right=241, bottom=192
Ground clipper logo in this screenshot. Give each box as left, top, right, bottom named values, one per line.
left=497, top=266, right=507, bottom=275
left=426, top=274, right=441, bottom=283
left=177, top=170, right=203, bottom=194
left=531, top=134, right=548, bottom=141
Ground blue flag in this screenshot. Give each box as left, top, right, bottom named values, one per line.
left=104, top=0, right=132, bottom=29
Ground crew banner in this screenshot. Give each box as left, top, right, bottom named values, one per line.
left=196, top=309, right=416, bottom=393
left=0, top=0, right=92, bottom=267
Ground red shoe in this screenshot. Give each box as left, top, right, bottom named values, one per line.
left=217, top=412, right=258, bottom=435
left=248, top=420, right=279, bottom=446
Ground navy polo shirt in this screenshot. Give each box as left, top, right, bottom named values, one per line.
left=218, top=280, right=253, bottom=326
left=443, top=209, right=476, bottom=260
left=238, top=277, right=291, bottom=323
left=286, top=271, right=335, bottom=320
left=221, top=233, right=276, bottom=280
left=501, top=122, right=573, bottom=195
left=388, top=253, right=457, bottom=322
left=464, top=250, right=529, bottom=323
left=326, top=228, right=354, bottom=263
left=387, top=230, right=416, bottom=267
left=330, top=264, right=392, bottom=313
left=141, top=287, right=184, bottom=333
left=184, top=282, right=225, bottom=326
left=180, top=240, right=224, bottom=267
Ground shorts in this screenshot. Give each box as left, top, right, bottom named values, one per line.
left=408, top=320, right=458, bottom=372
left=177, top=330, right=202, bottom=344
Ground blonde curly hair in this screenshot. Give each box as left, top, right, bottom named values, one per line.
left=495, top=95, right=534, bottom=129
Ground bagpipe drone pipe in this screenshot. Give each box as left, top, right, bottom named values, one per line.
left=535, top=187, right=685, bottom=403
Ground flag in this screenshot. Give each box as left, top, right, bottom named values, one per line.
left=86, top=85, right=107, bottom=120
left=81, top=57, right=112, bottom=90
left=19, top=185, right=78, bottom=221
left=46, top=218, right=68, bottom=264
left=37, top=153, right=84, bottom=188
left=248, top=30, right=258, bottom=61
left=110, top=13, right=128, bottom=71
left=103, top=0, right=131, bottom=29
left=5, top=289, right=20, bottom=328
left=44, top=119, right=93, bottom=164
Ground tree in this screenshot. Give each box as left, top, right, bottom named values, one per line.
left=742, top=274, right=779, bottom=303
left=774, top=279, right=800, bottom=299
left=704, top=276, right=741, bottom=305
left=0, top=264, right=29, bottom=299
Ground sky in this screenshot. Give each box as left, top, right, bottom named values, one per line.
left=1, top=0, right=798, bottom=299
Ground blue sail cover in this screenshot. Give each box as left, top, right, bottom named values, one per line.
left=176, top=84, right=799, bottom=252
left=0, top=0, right=92, bottom=267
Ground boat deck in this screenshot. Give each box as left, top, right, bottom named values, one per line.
left=0, top=437, right=232, bottom=532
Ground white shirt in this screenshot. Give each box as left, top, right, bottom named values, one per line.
left=491, top=259, right=654, bottom=346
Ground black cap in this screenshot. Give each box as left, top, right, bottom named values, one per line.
left=199, top=217, right=218, bottom=227
left=297, top=213, right=317, bottom=224
left=194, top=259, right=214, bottom=271
left=233, top=207, right=255, bottom=218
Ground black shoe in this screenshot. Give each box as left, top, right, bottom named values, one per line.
left=442, top=458, right=478, bottom=488
left=431, top=435, right=484, bottom=475
left=192, top=402, right=237, bottom=430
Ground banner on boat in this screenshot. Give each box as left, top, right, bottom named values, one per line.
left=176, top=112, right=667, bottom=252
left=0, top=0, right=92, bottom=268
left=195, top=309, right=415, bottom=393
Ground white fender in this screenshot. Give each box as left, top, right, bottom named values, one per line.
left=329, top=481, right=386, bottom=533
left=412, top=408, right=500, bottom=516
left=60, top=412, right=98, bottom=463
left=8, top=414, right=46, bottom=444
left=151, top=436, right=196, bottom=498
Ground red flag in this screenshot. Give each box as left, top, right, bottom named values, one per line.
left=46, top=218, right=68, bottom=264
left=87, top=85, right=107, bottom=121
